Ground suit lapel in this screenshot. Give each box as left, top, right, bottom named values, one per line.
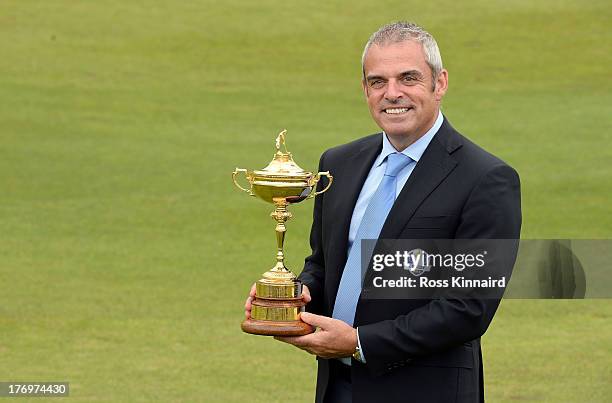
left=379, top=119, right=461, bottom=239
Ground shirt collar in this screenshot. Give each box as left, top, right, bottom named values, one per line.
left=376, top=110, right=444, bottom=167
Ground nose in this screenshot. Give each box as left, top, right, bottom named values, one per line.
left=384, top=79, right=403, bottom=101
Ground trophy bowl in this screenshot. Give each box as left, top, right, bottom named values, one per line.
left=232, top=134, right=331, bottom=205
left=250, top=174, right=313, bottom=203
left=232, top=130, right=332, bottom=336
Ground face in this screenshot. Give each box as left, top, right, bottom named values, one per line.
left=362, top=41, right=448, bottom=141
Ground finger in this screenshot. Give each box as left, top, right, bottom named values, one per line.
left=274, top=335, right=311, bottom=347
left=301, top=285, right=312, bottom=302
left=244, top=296, right=253, bottom=310
left=245, top=283, right=257, bottom=319
left=244, top=296, right=253, bottom=319
left=299, top=312, right=335, bottom=329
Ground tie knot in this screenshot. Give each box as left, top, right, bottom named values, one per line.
left=384, top=152, right=412, bottom=177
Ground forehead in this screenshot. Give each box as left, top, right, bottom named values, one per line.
left=363, top=41, right=429, bottom=76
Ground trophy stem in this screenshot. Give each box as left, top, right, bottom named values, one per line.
left=270, top=199, right=292, bottom=273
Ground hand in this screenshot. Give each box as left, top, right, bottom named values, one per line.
left=275, top=312, right=357, bottom=359
left=244, top=283, right=311, bottom=319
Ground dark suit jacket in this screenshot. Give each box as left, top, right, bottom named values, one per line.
left=298, top=118, right=522, bottom=403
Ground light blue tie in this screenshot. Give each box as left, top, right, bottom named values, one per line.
left=332, top=152, right=413, bottom=326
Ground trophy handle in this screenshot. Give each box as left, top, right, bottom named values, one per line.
left=232, top=168, right=253, bottom=195
left=308, top=171, right=333, bottom=198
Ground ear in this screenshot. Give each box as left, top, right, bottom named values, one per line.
left=434, top=69, right=448, bottom=101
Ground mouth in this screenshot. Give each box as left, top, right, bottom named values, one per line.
left=382, top=107, right=413, bottom=115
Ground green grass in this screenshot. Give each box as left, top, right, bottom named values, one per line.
left=1, top=0, right=611, bottom=401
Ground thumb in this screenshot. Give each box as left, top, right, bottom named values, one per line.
left=299, top=312, right=335, bottom=329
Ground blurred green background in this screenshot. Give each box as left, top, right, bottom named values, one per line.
left=1, top=0, right=611, bottom=401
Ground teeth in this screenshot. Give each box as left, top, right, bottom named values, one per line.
left=385, top=108, right=410, bottom=114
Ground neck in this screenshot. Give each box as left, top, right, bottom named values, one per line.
left=387, top=134, right=420, bottom=152
left=386, top=111, right=439, bottom=152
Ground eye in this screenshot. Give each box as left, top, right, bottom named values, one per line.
left=401, top=75, right=416, bottom=83
left=369, top=80, right=385, bottom=89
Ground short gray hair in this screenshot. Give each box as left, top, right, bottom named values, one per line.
left=362, top=22, right=444, bottom=81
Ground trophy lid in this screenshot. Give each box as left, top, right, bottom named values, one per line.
left=252, top=130, right=312, bottom=179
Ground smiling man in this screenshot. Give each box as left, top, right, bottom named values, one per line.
left=245, top=21, right=521, bottom=403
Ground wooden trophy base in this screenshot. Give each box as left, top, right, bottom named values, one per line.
left=241, top=318, right=314, bottom=336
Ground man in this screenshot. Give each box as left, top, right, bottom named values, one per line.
left=245, top=22, right=521, bottom=402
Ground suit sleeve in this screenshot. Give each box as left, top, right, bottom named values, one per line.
left=297, top=151, right=328, bottom=315
left=358, top=164, right=521, bottom=376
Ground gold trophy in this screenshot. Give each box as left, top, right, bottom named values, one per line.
left=232, top=130, right=333, bottom=336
